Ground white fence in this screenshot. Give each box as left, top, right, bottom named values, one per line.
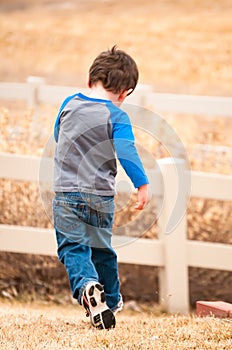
left=0, top=78, right=232, bottom=314
left=0, top=153, right=232, bottom=314
left=1, top=76, right=232, bottom=116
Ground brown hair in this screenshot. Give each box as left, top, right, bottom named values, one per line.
left=88, top=46, right=139, bottom=95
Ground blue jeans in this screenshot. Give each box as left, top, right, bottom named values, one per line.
left=52, top=192, right=121, bottom=310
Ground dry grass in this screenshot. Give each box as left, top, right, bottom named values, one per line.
left=0, top=301, right=231, bottom=350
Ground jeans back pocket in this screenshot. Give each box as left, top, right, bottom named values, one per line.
left=53, top=197, right=85, bottom=233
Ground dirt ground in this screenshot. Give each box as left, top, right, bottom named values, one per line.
left=0, top=301, right=232, bottom=350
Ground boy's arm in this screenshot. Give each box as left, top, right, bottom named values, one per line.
left=112, top=112, right=149, bottom=209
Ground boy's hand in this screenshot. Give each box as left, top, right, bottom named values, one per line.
left=135, top=184, right=149, bottom=210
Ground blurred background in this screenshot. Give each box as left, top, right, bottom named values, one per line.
left=1, top=0, right=232, bottom=95
left=0, top=0, right=231, bottom=309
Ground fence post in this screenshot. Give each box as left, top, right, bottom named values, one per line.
left=27, top=76, right=45, bottom=134
left=157, top=158, right=189, bottom=314
left=26, top=76, right=45, bottom=109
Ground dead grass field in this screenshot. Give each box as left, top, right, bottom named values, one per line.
left=0, top=301, right=232, bottom=350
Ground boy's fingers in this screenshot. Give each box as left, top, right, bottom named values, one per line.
left=135, top=200, right=146, bottom=210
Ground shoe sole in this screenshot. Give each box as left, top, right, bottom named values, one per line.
left=86, top=283, right=116, bottom=329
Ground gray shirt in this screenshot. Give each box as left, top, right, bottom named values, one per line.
left=53, top=93, right=148, bottom=195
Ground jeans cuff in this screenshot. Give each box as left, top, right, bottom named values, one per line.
left=78, top=279, right=99, bottom=305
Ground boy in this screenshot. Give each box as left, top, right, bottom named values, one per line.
left=52, top=46, right=149, bottom=330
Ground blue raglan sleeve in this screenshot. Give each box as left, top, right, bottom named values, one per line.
left=111, top=108, right=149, bottom=188
left=54, top=93, right=79, bottom=142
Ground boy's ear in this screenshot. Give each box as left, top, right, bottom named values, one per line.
left=87, top=75, right=91, bottom=88
left=118, top=88, right=133, bottom=102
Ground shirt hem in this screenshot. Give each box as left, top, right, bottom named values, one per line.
left=53, top=186, right=116, bottom=196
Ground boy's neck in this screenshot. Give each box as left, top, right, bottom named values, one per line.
left=88, top=83, right=122, bottom=106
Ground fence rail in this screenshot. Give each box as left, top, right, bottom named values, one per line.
left=1, top=76, right=232, bottom=116
left=0, top=152, right=232, bottom=314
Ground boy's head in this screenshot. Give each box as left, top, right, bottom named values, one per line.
left=88, top=46, right=139, bottom=96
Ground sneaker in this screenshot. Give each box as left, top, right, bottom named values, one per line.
left=81, top=282, right=116, bottom=330
left=112, top=296, right=124, bottom=316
